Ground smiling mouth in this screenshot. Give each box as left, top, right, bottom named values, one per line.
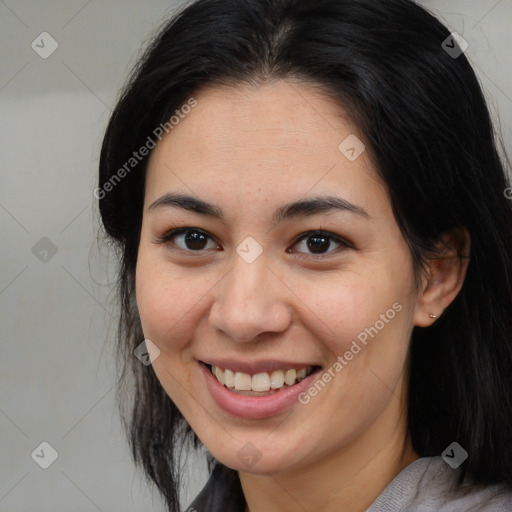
left=205, top=363, right=321, bottom=396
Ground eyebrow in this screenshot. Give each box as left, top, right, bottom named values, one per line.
left=148, top=193, right=369, bottom=223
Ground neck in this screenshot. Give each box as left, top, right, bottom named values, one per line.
left=239, top=398, right=418, bottom=512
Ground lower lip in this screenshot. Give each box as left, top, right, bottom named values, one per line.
left=199, top=362, right=321, bottom=420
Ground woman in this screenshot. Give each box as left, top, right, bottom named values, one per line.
left=98, top=0, right=512, bottom=510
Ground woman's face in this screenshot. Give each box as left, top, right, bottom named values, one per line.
left=136, top=80, right=421, bottom=475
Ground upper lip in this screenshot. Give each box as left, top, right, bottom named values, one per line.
left=200, top=358, right=321, bottom=374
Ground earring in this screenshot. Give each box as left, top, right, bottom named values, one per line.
left=429, top=313, right=437, bottom=319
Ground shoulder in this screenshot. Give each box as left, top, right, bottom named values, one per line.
left=368, top=456, right=512, bottom=512
left=183, top=456, right=512, bottom=512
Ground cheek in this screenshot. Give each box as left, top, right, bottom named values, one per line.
left=135, top=250, right=211, bottom=354
left=293, top=268, right=412, bottom=359
left=329, top=277, right=414, bottom=398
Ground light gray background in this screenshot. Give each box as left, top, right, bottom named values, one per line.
left=1, top=1, right=511, bottom=511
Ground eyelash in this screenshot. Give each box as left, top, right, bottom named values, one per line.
left=154, top=227, right=353, bottom=258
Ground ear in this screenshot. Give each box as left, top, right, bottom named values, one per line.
left=413, top=226, right=471, bottom=327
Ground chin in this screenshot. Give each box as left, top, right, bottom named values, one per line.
left=204, top=435, right=311, bottom=475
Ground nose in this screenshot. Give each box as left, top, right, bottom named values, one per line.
left=208, top=252, right=293, bottom=343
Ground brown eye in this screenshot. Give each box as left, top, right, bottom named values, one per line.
left=158, top=228, right=219, bottom=252
left=182, top=230, right=209, bottom=250
left=290, top=230, right=351, bottom=256
left=305, top=234, right=331, bottom=254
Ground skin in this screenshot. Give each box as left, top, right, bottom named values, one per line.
left=135, top=79, right=469, bottom=512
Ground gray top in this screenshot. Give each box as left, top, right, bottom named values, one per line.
left=367, top=456, right=512, bottom=511
left=185, top=456, right=512, bottom=511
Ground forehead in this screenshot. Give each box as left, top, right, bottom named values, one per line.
left=144, top=80, right=386, bottom=219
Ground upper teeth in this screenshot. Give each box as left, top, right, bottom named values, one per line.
left=211, top=365, right=313, bottom=392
